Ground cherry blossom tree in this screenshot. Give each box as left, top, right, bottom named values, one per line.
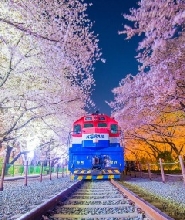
left=110, top=0, right=185, bottom=161
left=120, top=0, right=185, bottom=109
left=125, top=111, right=185, bottom=160
left=0, top=0, right=100, bottom=92
left=111, top=0, right=185, bottom=123
left=0, top=0, right=101, bottom=159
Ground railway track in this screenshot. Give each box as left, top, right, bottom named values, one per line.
left=7, top=178, right=173, bottom=220
left=46, top=180, right=172, bottom=220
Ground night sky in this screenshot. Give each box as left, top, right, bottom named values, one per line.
left=85, top=0, right=139, bottom=115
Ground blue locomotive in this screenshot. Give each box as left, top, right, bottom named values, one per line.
left=68, top=112, right=124, bottom=180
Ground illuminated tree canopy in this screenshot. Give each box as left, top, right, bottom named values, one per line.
left=0, top=0, right=101, bottom=158
left=110, top=0, right=185, bottom=161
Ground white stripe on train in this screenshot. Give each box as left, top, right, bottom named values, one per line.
left=71, top=136, right=119, bottom=144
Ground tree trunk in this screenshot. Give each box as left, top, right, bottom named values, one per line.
left=5, top=145, right=13, bottom=175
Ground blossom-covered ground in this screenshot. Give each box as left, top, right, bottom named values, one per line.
left=125, top=177, right=185, bottom=204
left=0, top=176, right=75, bottom=220
left=122, top=176, right=185, bottom=218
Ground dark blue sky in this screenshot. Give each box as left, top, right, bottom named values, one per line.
left=85, top=0, right=139, bottom=115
